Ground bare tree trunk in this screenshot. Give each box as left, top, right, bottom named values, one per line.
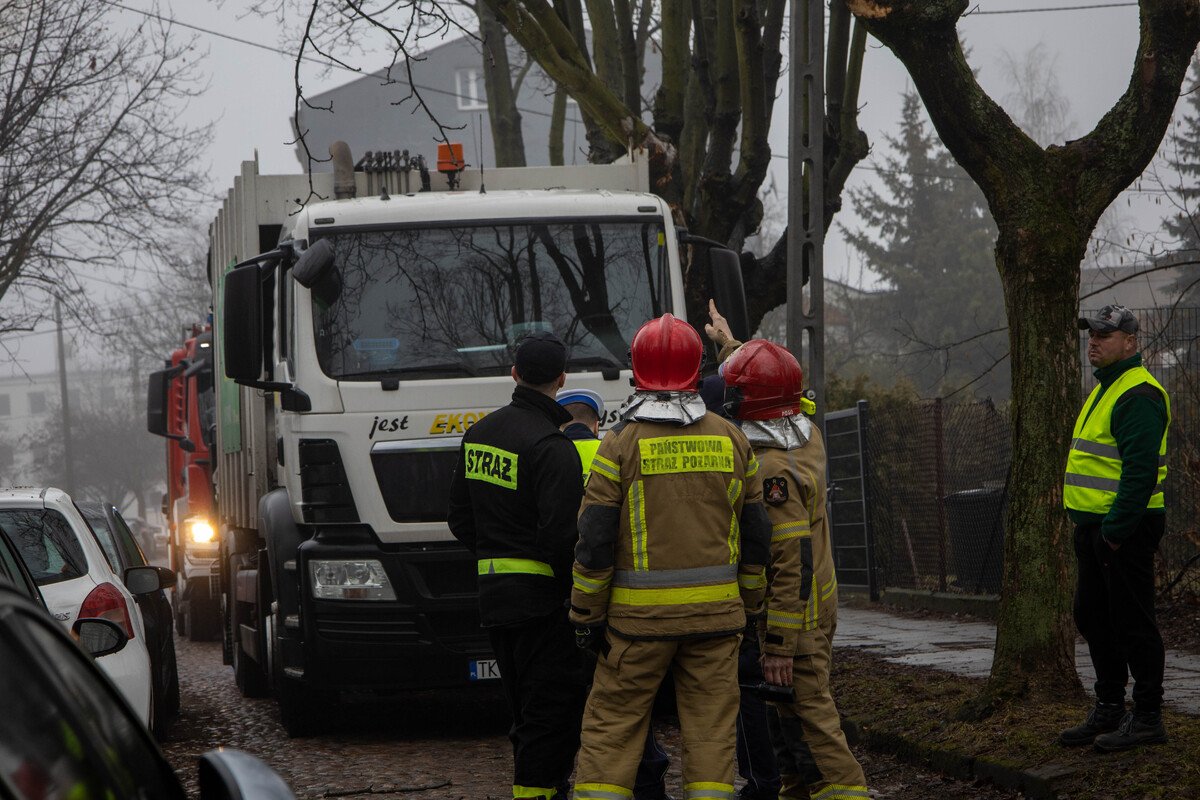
left=478, top=2, right=527, bottom=168
left=549, top=88, right=567, bottom=166
left=985, top=219, right=1089, bottom=708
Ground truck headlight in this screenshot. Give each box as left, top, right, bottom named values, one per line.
left=309, top=559, right=396, bottom=601
left=186, top=519, right=217, bottom=547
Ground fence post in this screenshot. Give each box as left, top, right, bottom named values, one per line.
left=934, top=396, right=947, bottom=592
left=858, top=399, right=878, bottom=601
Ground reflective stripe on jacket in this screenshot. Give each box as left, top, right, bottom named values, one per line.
left=758, top=428, right=839, bottom=655
left=1064, top=365, right=1170, bottom=514
left=570, top=411, right=769, bottom=638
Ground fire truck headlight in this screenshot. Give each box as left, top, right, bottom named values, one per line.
left=187, top=519, right=217, bottom=546
left=309, top=560, right=397, bottom=601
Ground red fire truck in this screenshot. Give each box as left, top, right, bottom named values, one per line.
left=147, top=321, right=220, bottom=640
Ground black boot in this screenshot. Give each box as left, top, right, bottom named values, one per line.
left=1058, top=701, right=1125, bottom=746
left=1093, top=710, right=1168, bottom=752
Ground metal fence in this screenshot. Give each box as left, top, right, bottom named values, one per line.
left=836, top=305, right=1200, bottom=602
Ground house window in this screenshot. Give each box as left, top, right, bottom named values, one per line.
left=28, top=392, right=46, bottom=415
left=0, top=395, right=9, bottom=416
left=455, top=68, right=487, bottom=111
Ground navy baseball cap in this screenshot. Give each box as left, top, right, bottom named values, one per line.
left=514, top=331, right=567, bottom=383
left=1079, top=304, right=1138, bottom=334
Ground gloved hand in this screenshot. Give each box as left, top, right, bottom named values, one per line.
left=575, top=624, right=609, bottom=656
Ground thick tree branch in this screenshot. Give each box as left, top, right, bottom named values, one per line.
left=1064, top=0, right=1200, bottom=223
left=848, top=0, right=1042, bottom=213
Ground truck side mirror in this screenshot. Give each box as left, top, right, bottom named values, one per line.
left=146, top=369, right=170, bottom=437
left=709, top=248, right=750, bottom=342
left=223, top=264, right=264, bottom=383
left=292, top=238, right=335, bottom=288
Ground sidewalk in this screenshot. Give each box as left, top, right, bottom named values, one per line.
left=835, top=605, right=1200, bottom=715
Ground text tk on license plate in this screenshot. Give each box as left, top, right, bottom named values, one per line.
left=470, top=659, right=501, bottom=681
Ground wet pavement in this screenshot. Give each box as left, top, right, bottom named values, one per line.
left=836, top=605, right=1200, bottom=715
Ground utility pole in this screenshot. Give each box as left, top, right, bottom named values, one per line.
left=787, top=0, right=826, bottom=409
left=55, top=297, right=75, bottom=495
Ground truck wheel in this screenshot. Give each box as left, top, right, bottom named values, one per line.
left=233, top=633, right=270, bottom=697
left=269, top=612, right=328, bottom=737
left=185, top=597, right=221, bottom=642
left=173, top=594, right=187, bottom=637
left=152, top=637, right=180, bottom=739
left=277, top=675, right=328, bottom=738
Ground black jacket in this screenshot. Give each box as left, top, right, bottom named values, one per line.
left=448, top=385, right=583, bottom=626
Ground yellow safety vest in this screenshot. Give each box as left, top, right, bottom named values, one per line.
left=1064, top=365, right=1170, bottom=514
left=573, top=438, right=601, bottom=479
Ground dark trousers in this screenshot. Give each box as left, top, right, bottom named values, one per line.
left=1072, top=516, right=1166, bottom=712
left=489, top=609, right=591, bottom=796
left=634, top=728, right=670, bottom=799
left=735, top=634, right=781, bottom=799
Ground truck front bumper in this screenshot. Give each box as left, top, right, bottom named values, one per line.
left=292, top=537, right=494, bottom=691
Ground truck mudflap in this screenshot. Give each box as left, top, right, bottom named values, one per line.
left=293, top=537, right=494, bottom=690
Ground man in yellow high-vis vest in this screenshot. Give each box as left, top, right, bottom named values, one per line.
left=1060, top=304, right=1171, bottom=753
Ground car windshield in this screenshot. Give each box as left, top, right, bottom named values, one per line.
left=309, top=218, right=670, bottom=380
left=0, top=509, right=87, bottom=586
left=78, top=506, right=121, bottom=572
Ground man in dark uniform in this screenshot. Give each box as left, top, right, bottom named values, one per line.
left=448, top=331, right=590, bottom=800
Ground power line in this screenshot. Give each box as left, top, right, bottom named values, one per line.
left=965, top=2, right=1136, bottom=16
left=98, top=0, right=584, bottom=126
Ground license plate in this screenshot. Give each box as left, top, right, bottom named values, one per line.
left=469, top=659, right=501, bottom=681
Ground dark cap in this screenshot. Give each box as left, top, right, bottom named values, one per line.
left=1078, top=304, right=1138, bottom=334
left=514, top=331, right=567, bottom=384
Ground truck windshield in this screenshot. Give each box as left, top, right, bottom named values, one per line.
left=309, top=218, right=670, bottom=380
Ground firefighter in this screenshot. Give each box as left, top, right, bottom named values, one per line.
left=556, top=387, right=674, bottom=800
left=708, top=302, right=870, bottom=800
left=447, top=331, right=590, bottom=800
left=570, top=313, right=773, bottom=800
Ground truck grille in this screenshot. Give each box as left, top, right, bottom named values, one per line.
left=370, top=446, right=459, bottom=522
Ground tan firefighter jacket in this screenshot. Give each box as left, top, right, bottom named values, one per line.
left=569, top=411, right=772, bottom=638
left=756, top=436, right=838, bottom=655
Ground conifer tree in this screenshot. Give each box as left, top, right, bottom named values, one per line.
left=842, top=92, right=1005, bottom=398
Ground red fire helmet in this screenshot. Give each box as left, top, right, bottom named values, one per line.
left=722, top=339, right=804, bottom=420
left=630, top=314, right=703, bottom=392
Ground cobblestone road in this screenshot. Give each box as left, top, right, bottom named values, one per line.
left=160, top=636, right=1019, bottom=799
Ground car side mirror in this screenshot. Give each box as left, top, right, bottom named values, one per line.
left=199, top=749, right=295, bottom=799
left=124, top=565, right=175, bottom=594
left=73, top=618, right=128, bottom=658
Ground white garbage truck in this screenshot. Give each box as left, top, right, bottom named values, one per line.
left=210, top=142, right=749, bottom=735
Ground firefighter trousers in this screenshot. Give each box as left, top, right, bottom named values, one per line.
left=575, top=631, right=741, bottom=799
left=488, top=609, right=591, bottom=798
left=770, top=613, right=868, bottom=800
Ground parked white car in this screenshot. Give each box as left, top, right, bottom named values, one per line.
left=0, top=487, right=154, bottom=723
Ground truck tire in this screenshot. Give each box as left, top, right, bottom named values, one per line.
left=231, top=559, right=269, bottom=698
left=269, top=611, right=329, bottom=738
left=233, top=630, right=270, bottom=697
left=152, top=636, right=180, bottom=739
left=173, top=597, right=187, bottom=637
left=185, top=597, right=222, bottom=642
